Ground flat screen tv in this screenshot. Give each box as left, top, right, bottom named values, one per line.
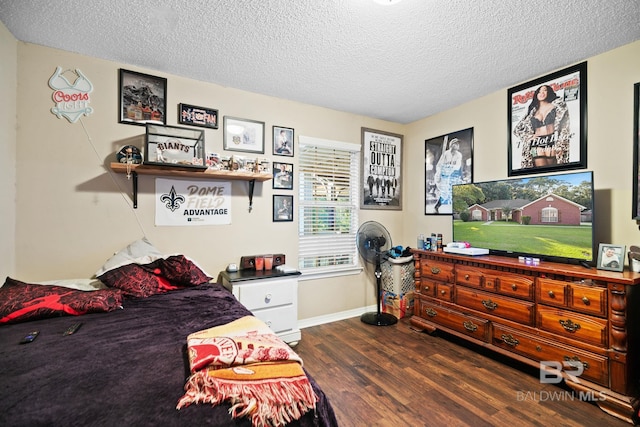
left=451, top=170, right=594, bottom=266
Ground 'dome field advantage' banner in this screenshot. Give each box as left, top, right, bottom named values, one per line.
left=155, top=178, right=231, bottom=226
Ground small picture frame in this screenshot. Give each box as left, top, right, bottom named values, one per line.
left=273, top=195, right=293, bottom=222
left=119, top=69, right=167, bottom=126
left=597, top=244, right=625, bottom=272
left=178, top=103, right=218, bottom=129
left=273, top=162, right=293, bottom=190
left=223, top=116, right=265, bottom=153
left=273, top=126, right=294, bottom=156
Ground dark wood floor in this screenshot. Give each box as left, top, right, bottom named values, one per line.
left=295, top=316, right=630, bottom=427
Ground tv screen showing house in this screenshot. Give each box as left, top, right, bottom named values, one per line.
left=451, top=171, right=594, bottom=264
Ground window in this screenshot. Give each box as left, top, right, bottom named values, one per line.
left=541, top=206, right=558, bottom=223
left=298, top=136, right=360, bottom=275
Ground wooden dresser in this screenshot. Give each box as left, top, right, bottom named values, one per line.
left=410, top=249, right=640, bottom=424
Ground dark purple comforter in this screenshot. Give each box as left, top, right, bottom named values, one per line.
left=0, top=283, right=337, bottom=427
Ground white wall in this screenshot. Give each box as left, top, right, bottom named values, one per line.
left=403, top=41, right=640, bottom=256
left=11, top=42, right=404, bottom=322
left=5, top=32, right=640, bottom=323
left=0, top=22, right=17, bottom=278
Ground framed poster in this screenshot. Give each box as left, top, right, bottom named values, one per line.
left=361, top=128, right=403, bottom=210
left=632, top=82, right=640, bottom=221
left=424, top=128, right=473, bottom=215
left=508, top=62, right=587, bottom=176
left=273, top=126, right=294, bottom=156
left=273, top=162, right=293, bottom=190
left=273, top=195, right=293, bottom=222
left=178, top=103, right=218, bottom=129
left=223, top=116, right=265, bottom=153
left=119, top=69, right=167, bottom=126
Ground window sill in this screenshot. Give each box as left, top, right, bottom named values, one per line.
left=298, top=265, right=363, bottom=281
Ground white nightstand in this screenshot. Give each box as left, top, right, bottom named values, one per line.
left=219, top=269, right=301, bottom=346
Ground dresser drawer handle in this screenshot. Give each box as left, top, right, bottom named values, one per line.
left=501, top=334, right=519, bottom=347
left=511, top=284, right=517, bottom=291
left=464, top=274, right=470, bottom=280
left=548, top=290, right=555, bottom=298
left=425, top=307, right=437, bottom=317
left=482, top=299, right=498, bottom=311
left=440, top=290, right=447, bottom=295
left=265, top=293, right=273, bottom=303
left=463, top=321, right=478, bottom=332
left=563, top=355, right=590, bottom=370
left=559, top=319, right=581, bottom=333
left=431, top=267, right=441, bottom=275
left=582, top=296, right=590, bottom=305
left=424, top=286, right=430, bottom=292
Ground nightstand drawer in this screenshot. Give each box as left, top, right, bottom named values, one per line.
left=252, top=305, right=296, bottom=335
left=236, top=279, right=295, bottom=310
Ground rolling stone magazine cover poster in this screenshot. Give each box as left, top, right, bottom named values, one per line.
left=361, top=128, right=402, bottom=210
left=509, top=63, right=585, bottom=176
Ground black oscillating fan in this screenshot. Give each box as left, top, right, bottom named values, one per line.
left=357, top=221, right=397, bottom=326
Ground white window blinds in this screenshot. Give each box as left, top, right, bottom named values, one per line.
left=298, top=136, right=360, bottom=272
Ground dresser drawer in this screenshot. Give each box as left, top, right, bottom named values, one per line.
left=434, top=282, right=454, bottom=302
left=494, top=273, right=534, bottom=300
left=537, top=306, right=608, bottom=348
left=235, top=279, right=295, bottom=310
left=537, top=279, right=607, bottom=317
left=420, top=259, right=454, bottom=282
left=417, top=278, right=438, bottom=297
left=537, top=278, right=568, bottom=307
left=252, top=304, right=296, bottom=335
left=492, top=324, right=608, bottom=386
left=418, top=300, right=490, bottom=342
left=456, top=286, right=535, bottom=326
left=456, top=265, right=484, bottom=289
left=570, top=282, right=607, bottom=317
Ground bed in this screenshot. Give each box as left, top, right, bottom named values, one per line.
left=0, top=239, right=338, bottom=427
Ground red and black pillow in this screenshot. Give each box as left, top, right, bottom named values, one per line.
left=97, top=255, right=212, bottom=298
left=0, top=277, right=123, bottom=324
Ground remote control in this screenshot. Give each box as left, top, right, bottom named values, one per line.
left=63, top=322, right=82, bottom=336
left=19, top=331, right=39, bottom=344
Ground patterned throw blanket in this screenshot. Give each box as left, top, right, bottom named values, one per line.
left=177, top=316, right=317, bottom=426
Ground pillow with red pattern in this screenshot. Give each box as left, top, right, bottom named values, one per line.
left=0, top=277, right=123, bottom=325
left=97, top=255, right=212, bottom=298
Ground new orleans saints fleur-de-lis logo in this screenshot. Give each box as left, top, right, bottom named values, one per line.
left=160, top=186, right=185, bottom=212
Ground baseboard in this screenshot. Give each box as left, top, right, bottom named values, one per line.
left=298, top=304, right=376, bottom=329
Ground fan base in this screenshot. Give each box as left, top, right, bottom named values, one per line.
left=360, top=311, right=398, bottom=326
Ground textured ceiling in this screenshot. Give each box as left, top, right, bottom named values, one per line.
left=1, top=0, right=639, bottom=123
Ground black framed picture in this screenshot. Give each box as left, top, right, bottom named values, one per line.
left=273, top=195, right=293, bottom=222
left=273, top=126, right=294, bottom=156
left=508, top=62, right=587, bottom=176
left=632, top=82, right=640, bottom=221
left=273, top=162, right=293, bottom=190
left=424, top=128, right=473, bottom=215
left=118, top=69, right=167, bottom=126
left=178, top=103, right=218, bottom=129
left=361, top=128, right=403, bottom=210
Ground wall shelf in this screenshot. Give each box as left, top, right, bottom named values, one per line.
left=110, top=162, right=272, bottom=210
